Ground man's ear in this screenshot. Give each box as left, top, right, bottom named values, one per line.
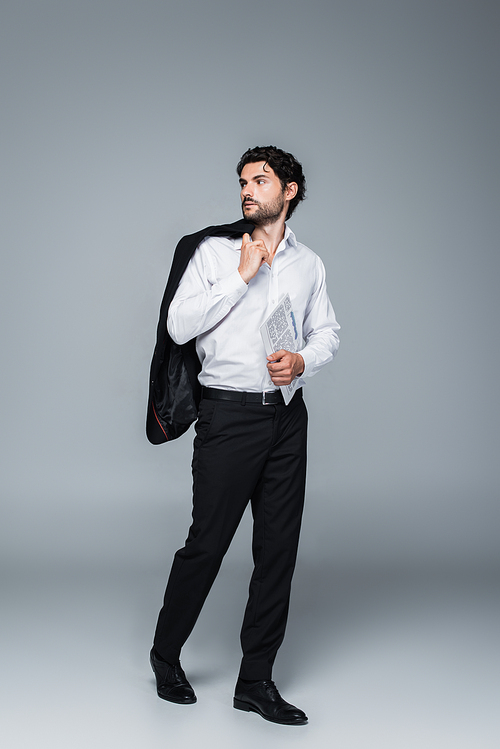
left=285, top=181, right=298, bottom=200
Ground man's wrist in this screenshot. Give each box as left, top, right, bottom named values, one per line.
left=238, top=267, right=250, bottom=285
left=295, top=353, right=305, bottom=377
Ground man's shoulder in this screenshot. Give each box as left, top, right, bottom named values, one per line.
left=286, top=226, right=320, bottom=260
left=295, top=238, right=315, bottom=254
left=197, top=234, right=238, bottom=252
left=170, top=218, right=253, bottom=273
left=293, top=237, right=324, bottom=268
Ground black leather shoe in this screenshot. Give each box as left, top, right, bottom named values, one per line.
left=150, top=648, right=196, bottom=704
left=233, top=679, right=308, bottom=725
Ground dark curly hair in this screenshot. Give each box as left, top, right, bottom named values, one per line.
left=236, top=145, right=306, bottom=220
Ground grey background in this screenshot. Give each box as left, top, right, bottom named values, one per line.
left=1, top=1, right=499, bottom=747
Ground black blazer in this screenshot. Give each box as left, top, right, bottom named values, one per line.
left=146, top=218, right=255, bottom=444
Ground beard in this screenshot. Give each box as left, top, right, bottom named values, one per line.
left=241, top=191, right=286, bottom=226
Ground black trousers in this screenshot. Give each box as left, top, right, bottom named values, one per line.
left=153, top=389, right=308, bottom=680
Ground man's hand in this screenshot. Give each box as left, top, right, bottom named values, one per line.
left=238, top=233, right=269, bottom=284
left=267, top=350, right=304, bottom=386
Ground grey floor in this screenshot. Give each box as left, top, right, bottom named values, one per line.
left=2, top=556, right=499, bottom=749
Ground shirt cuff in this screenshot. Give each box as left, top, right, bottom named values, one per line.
left=297, top=346, right=314, bottom=377
left=215, top=269, right=248, bottom=303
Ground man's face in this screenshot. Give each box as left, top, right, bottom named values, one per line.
left=239, top=161, right=287, bottom=226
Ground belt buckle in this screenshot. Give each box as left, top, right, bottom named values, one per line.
left=262, top=391, right=274, bottom=405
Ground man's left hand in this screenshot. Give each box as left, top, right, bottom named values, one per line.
left=266, top=350, right=304, bottom=386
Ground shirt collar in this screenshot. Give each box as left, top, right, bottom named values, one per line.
left=283, top=224, right=297, bottom=248
left=234, top=224, right=297, bottom=250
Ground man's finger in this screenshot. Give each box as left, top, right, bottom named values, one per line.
left=267, top=350, right=287, bottom=361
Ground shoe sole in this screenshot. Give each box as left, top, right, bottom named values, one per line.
left=233, top=698, right=307, bottom=725
left=157, top=691, right=197, bottom=705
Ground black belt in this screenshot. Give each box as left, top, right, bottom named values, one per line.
left=201, top=387, right=299, bottom=405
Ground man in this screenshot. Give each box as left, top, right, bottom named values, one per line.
left=149, top=145, right=340, bottom=725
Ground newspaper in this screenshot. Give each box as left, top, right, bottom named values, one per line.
left=260, top=293, right=300, bottom=405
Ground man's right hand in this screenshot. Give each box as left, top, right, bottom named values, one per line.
left=238, top=233, right=269, bottom=284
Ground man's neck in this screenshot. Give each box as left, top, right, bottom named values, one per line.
left=251, top=220, right=287, bottom=259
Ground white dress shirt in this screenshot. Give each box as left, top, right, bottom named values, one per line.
left=167, top=225, right=340, bottom=392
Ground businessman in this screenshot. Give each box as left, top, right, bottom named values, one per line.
left=149, top=145, right=340, bottom=725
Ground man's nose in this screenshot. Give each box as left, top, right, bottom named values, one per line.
left=242, top=184, right=254, bottom=198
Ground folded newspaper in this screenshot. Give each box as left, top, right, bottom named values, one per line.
left=260, top=293, right=300, bottom=405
